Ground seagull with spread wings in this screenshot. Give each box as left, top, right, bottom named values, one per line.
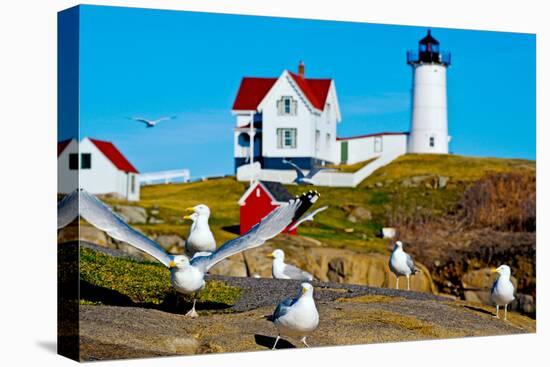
left=58, top=189, right=319, bottom=317
left=282, top=159, right=332, bottom=185
left=287, top=205, right=328, bottom=231
left=129, top=115, right=176, bottom=128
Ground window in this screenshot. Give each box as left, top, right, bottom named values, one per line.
left=277, top=128, right=297, bottom=149
left=315, top=130, right=321, bottom=151
left=429, top=136, right=435, bottom=147
left=81, top=153, right=92, bottom=169
left=374, top=136, right=383, bottom=153
left=277, top=96, right=297, bottom=116
left=69, top=153, right=78, bottom=170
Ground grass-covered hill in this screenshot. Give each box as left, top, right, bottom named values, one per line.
left=103, top=154, right=534, bottom=255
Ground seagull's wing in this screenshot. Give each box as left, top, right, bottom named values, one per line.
left=57, top=190, right=79, bottom=229
left=191, top=191, right=319, bottom=272
left=273, top=296, right=298, bottom=320
left=282, top=263, right=313, bottom=281
left=151, top=115, right=176, bottom=124
left=131, top=117, right=152, bottom=126
left=282, top=159, right=305, bottom=180
left=288, top=205, right=328, bottom=231
left=78, top=190, right=173, bottom=267
left=405, top=253, right=418, bottom=274
left=305, top=167, right=332, bottom=179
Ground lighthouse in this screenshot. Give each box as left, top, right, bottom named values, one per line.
left=407, top=30, right=451, bottom=154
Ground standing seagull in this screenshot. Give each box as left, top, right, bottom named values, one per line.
left=271, top=283, right=319, bottom=349
left=388, top=241, right=420, bottom=290
left=184, top=205, right=216, bottom=256
left=130, top=115, right=176, bottom=128
left=268, top=249, right=313, bottom=281
left=287, top=205, right=328, bottom=231
left=282, top=159, right=331, bottom=185
left=491, top=265, right=515, bottom=321
left=58, top=189, right=319, bottom=317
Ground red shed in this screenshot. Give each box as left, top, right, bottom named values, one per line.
left=238, top=180, right=297, bottom=235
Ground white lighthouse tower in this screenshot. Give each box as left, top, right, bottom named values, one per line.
left=407, top=30, right=451, bottom=154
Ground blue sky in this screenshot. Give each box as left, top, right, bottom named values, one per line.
left=63, top=5, right=536, bottom=176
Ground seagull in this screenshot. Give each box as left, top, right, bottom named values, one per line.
left=388, top=241, right=420, bottom=290
left=491, top=265, right=515, bottom=321
left=129, top=115, right=176, bottom=128
left=183, top=205, right=216, bottom=256
left=287, top=205, right=328, bottom=231
left=271, top=283, right=319, bottom=349
left=58, top=189, right=319, bottom=317
left=282, top=159, right=332, bottom=185
left=268, top=249, right=314, bottom=281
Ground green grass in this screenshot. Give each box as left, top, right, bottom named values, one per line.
left=327, top=157, right=377, bottom=173
left=79, top=247, right=242, bottom=306
left=102, top=154, right=534, bottom=256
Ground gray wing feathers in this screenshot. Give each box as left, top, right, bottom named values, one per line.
left=283, top=264, right=313, bottom=281
left=191, top=199, right=301, bottom=272
left=273, top=297, right=297, bottom=320
left=78, top=190, right=173, bottom=267
left=288, top=205, right=328, bottom=231
left=405, top=253, right=418, bottom=274
left=283, top=159, right=305, bottom=179
left=57, top=190, right=79, bottom=229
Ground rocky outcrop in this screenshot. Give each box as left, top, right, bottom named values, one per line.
left=75, top=275, right=535, bottom=361
left=112, top=205, right=148, bottom=224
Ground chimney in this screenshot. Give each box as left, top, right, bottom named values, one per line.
left=298, top=60, right=305, bottom=77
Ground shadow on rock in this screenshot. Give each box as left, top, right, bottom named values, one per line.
left=463, top=304, right=495, bottom=316
left=254, top=334, right=295, bottom=349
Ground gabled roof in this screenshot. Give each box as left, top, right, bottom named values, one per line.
left=238, top=180, right=293, bottom=205
left=58, top=138, right=74, bottom=157
left=88, top=138, right=139, bottom=174
left=232, top=71, right=333, bottom=112
left=232, top=77, right=278, bottom=111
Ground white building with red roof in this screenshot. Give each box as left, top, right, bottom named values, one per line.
left=58, top=137, right=140, bottom=201
left=232, top=61, right=342, bottom=172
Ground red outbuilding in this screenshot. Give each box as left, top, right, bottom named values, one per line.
left=238, top=180, right=297, bottom=235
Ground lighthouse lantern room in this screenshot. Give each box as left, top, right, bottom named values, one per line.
left=407, top=30, right=451, bottom=154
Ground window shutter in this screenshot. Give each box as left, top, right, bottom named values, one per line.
left=277, top=99, right=282, bottom=115
left=292, top=100, right=297, bottom=115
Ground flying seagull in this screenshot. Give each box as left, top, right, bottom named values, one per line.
left=268, top=249, right=313, bottom=281
left=491, top=264, right=515, bottom=321
left=282, top=159, right=332, bottom=185
left=271, top=283, right=319, bottom=349
left=129, top=115, right=176, bottom=128
left=388, top=241, right=420, bottom=290
left=288, top=205, right=328, bottom=231
left=58, top=189, right=319, bottom=317
left=183, top=205, right=216, bottom=256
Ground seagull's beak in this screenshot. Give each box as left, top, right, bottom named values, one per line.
left=185, top=207, right=196, bottom=212
left=301, top=286, right=308, bottom=295
left=491, top=268, right=498, bottom=273
left=169, top=261, right=176, bottom=268
left=267, top=253, right=275, bottom=258
left=183, top=214, right=193, bottom=220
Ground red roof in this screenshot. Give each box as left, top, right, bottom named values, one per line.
left=57, top=139, right=73, bottom=157
left=232, top=71, right=332, bottom=111
left=232, top=77, right=277, bottom=110
left=89, top=138, right=139, bottom=173
left=337, top=132, right=409, bottom=141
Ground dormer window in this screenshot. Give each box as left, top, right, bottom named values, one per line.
left=277, top=96, right=297, bottom=116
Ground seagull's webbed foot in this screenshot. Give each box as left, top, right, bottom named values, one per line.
left=301, top=337, right=310, bottom=348
left=185, top=299, right=199, bottom=318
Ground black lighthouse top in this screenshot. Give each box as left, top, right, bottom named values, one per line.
left=407, top=30, right=451, bottom=66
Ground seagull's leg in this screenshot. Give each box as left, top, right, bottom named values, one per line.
left=272, top=335, right=280, bottom=350
left=185, top=298, right=199, bottom=318
left=301, top=337, right=310, bottom=348
left=396, top=277, right=399, bottom=290
left=504, top=304, right=508, bottom=321
left=406, top=275, right=411, bottom=291
left=495, top=305, right=500, bottom=319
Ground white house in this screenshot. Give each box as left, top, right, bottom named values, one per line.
left=232, top=30, right=451, bottom=187
left=232, top=61, right=342, bottom=171
left=58, top=137, right=140, bottom=201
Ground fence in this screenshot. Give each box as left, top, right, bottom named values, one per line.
left=140, top=169, right=191, bottom=186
